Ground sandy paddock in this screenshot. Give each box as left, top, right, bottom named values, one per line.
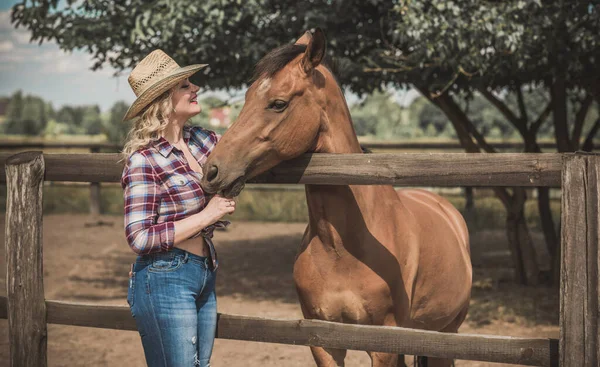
left=0, top=214, right=558, bottom=367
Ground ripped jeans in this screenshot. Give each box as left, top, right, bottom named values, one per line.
left=127, top=247, right=217, bottom=367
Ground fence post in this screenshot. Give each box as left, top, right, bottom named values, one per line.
left=560, top=152, right=600, bottom=367
left=90, top=146, right=101, bottom=215
left=5, top=151, right=47, bottom=367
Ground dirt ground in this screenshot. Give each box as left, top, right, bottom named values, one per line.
left=0, top=214, right=559, bottom=367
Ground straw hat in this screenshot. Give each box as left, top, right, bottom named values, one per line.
left=122, top=49, right=208, bottom=121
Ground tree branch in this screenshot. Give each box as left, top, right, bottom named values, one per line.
left=530, top=102, right=553, bottom=137
left=571, top=93, right=593, bottom=150
left=516, top=87, right=528, bottom=123
left=477, top=86, right=527, bottom=138
left=582, top=117, right=600, bottom=152
left=415, top=86, right=478, bottom=153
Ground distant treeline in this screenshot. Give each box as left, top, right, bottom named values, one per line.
left=1, top=88, right=597, bottom=145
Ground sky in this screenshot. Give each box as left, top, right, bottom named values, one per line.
left=0, top=0, right=137, bottom=111
left=0, top=0, right=418, bottom=112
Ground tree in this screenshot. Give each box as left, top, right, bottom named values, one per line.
left=350, top=90, right=417, bottom=139
left=417, top=97, right=448, bottom=136
left=3, top=90, right=23, bottom=134
left=10, top=1, right=397, bottom=92
left=45, top=102, right=55, bottom=122
left=55, top=106, right=85, bottom=133
left=377, top=1, right=600, bottom=286
left=3, top=91, right=48, bottom=135
left=22, top=95, right=48, bottom=135
left=82, top=105, right=103, bottom=135
left=103, top=101, right=131, bottom=146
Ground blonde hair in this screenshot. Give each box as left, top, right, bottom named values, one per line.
left=119, top=88, right=175, bottom=163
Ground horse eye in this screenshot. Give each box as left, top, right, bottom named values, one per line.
left=268, top=99, right=288, bottom=112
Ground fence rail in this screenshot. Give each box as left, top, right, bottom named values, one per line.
left=0, top=139, right=590, bottom=151
left=0, top=152, right=562, bottom=186
left=2, top=151, right=598, bottom=367
left=0, top=296, right=557, bottom=366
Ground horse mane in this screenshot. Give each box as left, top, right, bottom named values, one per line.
left=251, top=43, right=338, bottom=82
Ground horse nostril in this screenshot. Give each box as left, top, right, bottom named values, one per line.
left=206, top=164, right=219, bottom=183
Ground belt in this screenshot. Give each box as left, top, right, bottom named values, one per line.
left=202, top=232, right=218, bottom=271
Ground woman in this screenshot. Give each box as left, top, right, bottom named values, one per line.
left=120, top=49, right=235, bottom=367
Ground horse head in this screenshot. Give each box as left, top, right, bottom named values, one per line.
left=201, top=28, right=342, bottom=197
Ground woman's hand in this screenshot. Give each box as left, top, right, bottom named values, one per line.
left=202, top=194, right=236, bottom=225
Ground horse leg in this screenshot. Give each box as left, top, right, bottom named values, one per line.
left=397, top=354, right=408, bottom=367
left=310, top=347, right=347, bottom=367
left=423, top=305, right=469, bottom=367
left=368, top=351, right=398, bottom=366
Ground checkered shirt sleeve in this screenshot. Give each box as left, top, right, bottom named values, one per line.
left=121, top=151, right=175, bottom=254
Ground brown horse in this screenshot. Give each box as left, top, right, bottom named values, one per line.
left=200, top=29, right=472, bottom=367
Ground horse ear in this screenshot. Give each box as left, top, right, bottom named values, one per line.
left=301, top=28, right=326, bottom=74
left=295, top=30, right=312, bottom=45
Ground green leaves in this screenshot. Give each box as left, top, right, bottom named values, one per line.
left=8, top=0, right=599, bottom=97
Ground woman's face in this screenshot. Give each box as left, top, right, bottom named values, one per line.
left=171, top=78, right=201, bottom=120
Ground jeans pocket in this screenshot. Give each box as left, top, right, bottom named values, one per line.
left=127, top=271, right=135, bottom=308
left=149, top=254, right=183, bottom=272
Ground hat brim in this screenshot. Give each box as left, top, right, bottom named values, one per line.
left=122, top=63, right=209, bottom=121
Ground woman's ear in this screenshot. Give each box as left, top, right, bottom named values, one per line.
left=301, top=28, right=326, bottom=74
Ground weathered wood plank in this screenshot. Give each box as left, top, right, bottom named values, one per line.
left=0, top=297, right=557, bottom=366
left=46, top=299, right=137, bottom=331
left=360, top=141, right=563, bottom=150
left=560, top=153, right=600, bottom=367
left=1, top=139, right=587, bottom=151
left=0, top=152, right=563, bottom=187
left=5, top=151, right=47, bottom=367
left=217, top=314, right=557, bottom=366
left=0, top=141, right=118, bottom=149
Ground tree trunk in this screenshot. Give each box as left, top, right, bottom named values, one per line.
left=537, top=187, right=560, bottom=285
left=551, top=76, right=571, bottom=152
left=464, top=187, right=475, bottom=220
left=582, top=117, right=600, bottom=152
left=503, top=187, right=540, bottom=285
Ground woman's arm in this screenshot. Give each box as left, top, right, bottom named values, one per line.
left=122, top=152, right=176, bottom=254
left=172, top=196, right=234, bottom=245
left=122, top=151, right=234, bottom=254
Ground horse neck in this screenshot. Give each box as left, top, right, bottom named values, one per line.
left=313, top=74, right=362, bottom=155
left=305, top=71, right=401, bottom=250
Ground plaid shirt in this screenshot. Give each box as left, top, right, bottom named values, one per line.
left=121, top=124, right=228, bottom=255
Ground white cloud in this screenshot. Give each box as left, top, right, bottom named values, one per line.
left=0, top=10, right=37, bottom=45
left=0, top=11, right=12, bottom=31
left=0, top=44, right=35, bottom=62
left=38, top=49, right=90, bottom=74
left=0, top=10, right=146, bottom=110
left=0, top=40, right=13, bottom=51
left=11, top=28, right=31, bottom=44
left=0, top=62, right=16, bottom=72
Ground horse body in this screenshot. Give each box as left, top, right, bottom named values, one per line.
left=201, top=29, right=472, bottom=366
left=296, top=185, right=471, bottom=333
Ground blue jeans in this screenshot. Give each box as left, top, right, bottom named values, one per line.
left=127, top=247, right=217, bottom=367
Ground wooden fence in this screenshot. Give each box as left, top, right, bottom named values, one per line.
left=1, top=139, right=582, bottom=214
left=0, top=139, right=569, bottom=151
left=1, top=151, right=598, bottom=367
left=0, top=142, right=114, bottom=216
